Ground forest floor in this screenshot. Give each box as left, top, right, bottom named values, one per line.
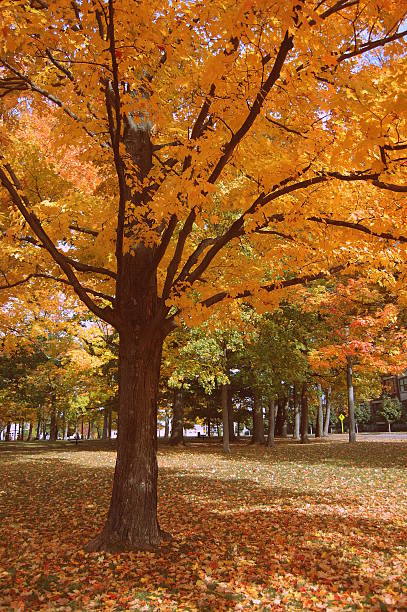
left=0, top=438, right=406, bottom=611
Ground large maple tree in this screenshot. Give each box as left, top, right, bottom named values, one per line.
left=1, top=0, right=407, bottom=550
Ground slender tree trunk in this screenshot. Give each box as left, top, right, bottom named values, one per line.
left=108, top=406, right=112, bottom=439
left=222, top=381, right=230, bottom=453
left=267, top=399, right=275, bottom=448
left=42, top=421, right=47, bottom=440
left=87, top=324, right=165, bottom=552
left=293, top=383, right=300, bottom=440
left=347, top=355, right=356, bottom=443
left=102, top=407, right=108, bottom=439
left=170, top=388, right=184, bottom=445
left=207, top=418, right=211, bottom=437
left=64, top=418, right=68, bottom=440
left=300, top=383, right=309, bottom=444
left=81, top=417, right=84, bottom=439
left=35, top=411, right=41, bottom=440
left=275, top=395, right=284, bottom=436
left=87, top=419, right=92, bottom=440
left=5, top=422, right=11, bottom=442
left=164, top=411, right=169, bottom=438
left=316, top=382, right=324, bottom=438
left=227, top=390, right=236, bottom=442
left=388, top=422, right=391, bottom=433
left=50, top=394, right=58, bottom=441
left=27, top=422, right=32, bottom=441
left=251, top=390, right=265, bottom=444
left=20, top=421, right=24, bottom=441
left=323, top=385, right=331, bottom=436
left=281, top=399, right=288, bottom=438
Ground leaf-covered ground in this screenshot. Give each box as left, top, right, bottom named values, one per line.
left=0, top=437, right=407, bottom=611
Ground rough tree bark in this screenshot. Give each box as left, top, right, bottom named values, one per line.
left=300, top=383, right=309, bottom=444
left=5, top=422, right=10, bottom=442
left=27, top=422, right=32, bottom=441
left=170, top=388, right=184, bottom=445
left=346, top=355, right=356, bottom=443
left=251, top=390, right=265, bottom=444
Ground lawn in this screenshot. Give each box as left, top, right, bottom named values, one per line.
left=0, top=438, right=406, bottom=611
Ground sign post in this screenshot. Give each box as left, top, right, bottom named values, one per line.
left=339, top=413, right=345, bottom=434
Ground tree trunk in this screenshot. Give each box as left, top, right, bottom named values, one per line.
left=42, top=421, right=47, bottom=440
left=227, top=389, right=236, bottom=442
left=388, top=422, right=391, bottom=433
left=102, top=407, right=108, bottom=439
left=164, top=411, right=169, bottom=438
left=87, top=419, right=92, bottom=440
left=108, top=406, right=112, bottom=439
left=251, top=390, right=265, bottom=444
left=5, top=422, right=11, bottom=442
left=170, top=388, right=184, bottom=445
left=35, top=411, right=41, bottom=440
left=300, top=383, right=309, bottom=444
left=86, top=325, right=165, bottom=552
left=315, top=383, right=324, bottom=438
left=275, top=395, right=284, bottom=436
left=267, top=399, right=275, bottom=448
left=207, top=418, right=211, bottom=437
left=282, top=399, right=288, bottom=438
left=346, top=355, right=356, bottom=443
left=50, top=394, right=58, bottom=441
left=323, top=385, right=331, bottom=437
left=20, top=421, right=24, bottom=441
left=81, top=417, right=84, bottom=439
left=27, top=422, right=32, bottom=441
left=293, top=383, right=300, bottom=440
left=222, top=381, right=230, bottom=453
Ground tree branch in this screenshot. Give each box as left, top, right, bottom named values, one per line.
left=0, top=164, right=117, bottom=326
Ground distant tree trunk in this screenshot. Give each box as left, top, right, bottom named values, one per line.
left=323, top=385, right=331, bottom=436
left=42, top=421, right=47, bottom=440
left=170, top=388, right=184, bottom=445
left=102, top=407, right=108, bottom=439
left=282, top=398, right=288, bottom=438
left=227, top=391, right=236, bottom=442
left=222, top=380, right=230, bottom=453
left=276, top=395, right=288, bottom=437
left=81, top=417, right=84, bottom=439
left=164, top=411, right=169, bottom=438
left=315, top=383, right=324, bottom=438
left=50, top=394, right=58, bottom=441
left=20, top=421, right=24, bottom=441
left=5, top=422, right=11, bottom=441
left=27, top=422, right=32, bottom=441
left=207, top=418, right=211, bottom=438
left=300, top=383, right=309, bottom=444
left=35, top=411, right=41, bottom=440
left=87, top=419, right=92, bottom=440
left=108, top=407, right=112, bottom=439
left=267, top=399, right=276, bottom=448
left=236, top=419, right=240, bottom=438
left=388, top=422, right=391, bottom=433
left=346, top=355, right=356, bottom=443
left=252, top=390, right=265, bottom=444
left=293, top=383, right=300, bottom=440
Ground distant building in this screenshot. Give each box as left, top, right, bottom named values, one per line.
left=369, top=371, right=407, bottom=431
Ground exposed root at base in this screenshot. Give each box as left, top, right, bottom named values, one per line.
left=84, top=527, right=172, bottom=553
